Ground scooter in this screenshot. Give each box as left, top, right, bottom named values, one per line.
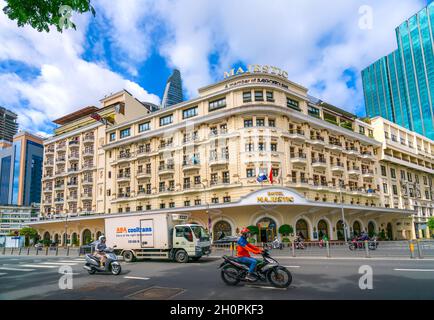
left=220, top=249, right=292, bottom=288
left=83, top=246, right=122, bottom=275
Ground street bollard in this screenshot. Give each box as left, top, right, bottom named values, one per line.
left=325, top=241, right=331, bottom=258
left=409, top=241, right=415, bottom=259
left=27, top=247, right=30, bottom=255
left=18, top=248, right=22, bottom=256
left=45, top=247, right=48, bottom=256
left=291, top=242, right=296, bottom=257
left=416, top=240, right=424, bottom=259
left=2, top=246, right=5, bottom=255
left=56, top=246, right=58, bottom=256
left=36, top=247, right=39, bottom=256
left=67, top=246, right=70, bottom=256
left=365, top=240, right=370, bottom=258
left=11, top=248, right=14, bottom=255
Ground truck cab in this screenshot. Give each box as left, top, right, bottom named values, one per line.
left=171, top=224, right=211, bottom=263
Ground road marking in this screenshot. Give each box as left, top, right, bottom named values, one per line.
left=245, top=285, right=287, bottom=290
left=394, top=268, right=434, bottom=272
left=0, top=267, right=35, bottom=272
left=58, top=260, right=82, bottom=263
left=40, top=262, right=78, bottom=266
left=0, top=273, right=7, bottom=276
left=20, top=264, right=58, bottom=269
left=283, top=266, right=300, bottom=268
left=74, top=259, right=86, bottom=261
left=124, top=276, right=150, bottom=280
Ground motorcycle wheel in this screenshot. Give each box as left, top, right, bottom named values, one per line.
left=221, top=265, right=241, bottom=286
left=111, top=263, right=122, bottom=275
left=349, top=243, right=356, bottom=251
left=267, top=267, right=292, bottom=288
left=87, top=268, right=96, bottom=275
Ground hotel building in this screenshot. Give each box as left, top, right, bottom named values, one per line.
left=31, top=69, right=433, bottom=245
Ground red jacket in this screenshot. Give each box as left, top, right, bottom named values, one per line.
left=236, top=236, right=262, bottom=257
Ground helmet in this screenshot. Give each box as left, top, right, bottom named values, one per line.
left=240, top=227, right=250, bottom=235
left=99, top=235, right=106, bottom=241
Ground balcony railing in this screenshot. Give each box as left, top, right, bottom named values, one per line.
left=210, top=178, right=231, bottom=186
left=312, top=158, right=327, bottom=164
left=290, top=153, right=307, bottom=159
left=158, top=164, right=175, bottom=171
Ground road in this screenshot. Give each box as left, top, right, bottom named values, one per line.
left=0, top=254, right=434, bottom=300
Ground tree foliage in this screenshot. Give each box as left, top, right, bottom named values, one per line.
left=278, top=224, right=294, bottom=236
left=246, top=225, right=259, bottom=235
left=3, top=0, right=95, bottom=32
left=428, top=217, right=434, bottom=233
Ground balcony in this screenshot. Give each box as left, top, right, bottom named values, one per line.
left=55, top=170, right=66, bottom=176
left=56, top=157, right=66, bottom=164
left=69, top=140, right=80, bottom=148
left=209, top=129, right=229, bottom=139
left=328, top=141, right=343, bottom=152
left=43, top=187, right=53, bottom=193
left=331, top=163, right=345, bottom=173
left=209, top=154, right=229, bottom=166
left=117, top=173, right=131, bottom=182
left=83, top=149, right=94, bottom=157
left=312, top=158, right=327, bottom=169
left=57, top=144, right=66, bottom=151
left=82, top=178, right=93, bottom=186
left=309, top=136, right=325, bottom=146
left=362, top=169, right=374, bottom=179
left=54, top=183, right=65, bottom=190
left=182, top=159, right=201, bottom=171
left=210, top=178, right=231, bottom=188
left=83, top=135, right=94, bottom=144
left=136, top=148, right=152, bottom=158
left=45, top=148, right=55, bottom=155
left=81, top=193, right=93, bottom=201
left=44, top=160, right=54, bottom=167
left=68, top=167, right=79, bottom=173
left=288, top=129, right=306, bottom=141
left=159, top=142, right=174, bottom=152
left=290, top=153, right=307, bottom=165
left=137, top=171, right=152, bottom=179
left=67, top=181, right=78, bottom=187
left=69, top=154, right=79, bottom=161
left=137, top=190, right=152, bottom=198
left=289, top=178, right=310, bottom=188
left=158, top=164, right=175, bottom=175
left=117, top=152, right=133, bottom=163
left=345, top=147, right=360, bottom=156
left=82, top=164, right=95, bottom=171
left=312, top=181, right=329, bottom=190
left=183, top=136, right=200, bottom=145
left=116, top=193, right=131, bottom=200
left=54, top=198, right=64, bottom=204
left=348, top=166, right=361, bottom=176
left=361, top=151, right=375, bottom=159
left=67, top=197, right=78, bottom=202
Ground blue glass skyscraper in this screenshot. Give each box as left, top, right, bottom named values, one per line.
left=362, top=2, right=434, bottom=139
left=162, top=69, right=184, bottom=108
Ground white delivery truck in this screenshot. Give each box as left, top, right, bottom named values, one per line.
left=104, top=212, right=211, bottom=263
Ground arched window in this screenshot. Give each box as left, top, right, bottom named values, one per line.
left=353, top=221, right=361, bottom=237
left=43, top=232, right=51, bottom=245
left=336, top=220, right=345, bottom=241
left=71, top=233, right=78, bottom=246
left=54, top=234, right=59, bottom=244
left=96, top=231, right=102, bottom=240
left=296, top=219, right=309, bottom=240
left=317, top=220, right=328, bottom=239
left=387, top=223, right=393, bottom=240
left=82, top=229, right=92, bottom=245
left=368, top=222, right=376, bottom=237
left=213, top=221, right=232, bottom=241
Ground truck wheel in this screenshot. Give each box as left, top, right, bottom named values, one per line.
left=175, top=250, right=189, bottom=263
left=122, top=251, right=135, bottom=262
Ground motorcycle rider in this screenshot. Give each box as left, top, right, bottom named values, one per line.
left=94, top=235, right=108, bottom=267
left=236, top=227, right=263, bottom=281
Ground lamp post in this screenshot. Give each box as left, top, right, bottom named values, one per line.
left=64, top=214, right=68, bottom=248
left=339, top=180, right=348, bottom=243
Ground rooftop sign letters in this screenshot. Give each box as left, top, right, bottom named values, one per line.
left=257, top=191, right=294, bottom=204
left=224, top=65, right=288, bottom=79
left=240, top=188, right=309, bottom=206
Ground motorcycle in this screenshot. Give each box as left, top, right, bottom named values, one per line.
left=294, top=238, right=305, bottom=250
left=83, top=246, right=122, bottom=275
left=263, top=239, right=283, bottom=250
left=219, top=249, right=292, bottom=288
left=348, top=237, right=378, bottom=251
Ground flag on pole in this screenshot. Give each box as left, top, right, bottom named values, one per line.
left=269, top=167, right=274, bottom=184
left=257, top=169, right=268, bottom=183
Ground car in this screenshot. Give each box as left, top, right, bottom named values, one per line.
left=213, top=236, right=239, bottom=245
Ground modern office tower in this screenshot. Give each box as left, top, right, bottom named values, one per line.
left=362, top=2, right=434, bottom=139
left=0, top=205, right=39, bottom=236
left=0, top=132, right=44, bottom=206
left=0, top=107, right=18, bottom=143
left=161, top=69, right=184, bottom=108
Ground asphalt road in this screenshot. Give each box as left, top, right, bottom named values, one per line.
left=0, top=254, right=434, bottom=300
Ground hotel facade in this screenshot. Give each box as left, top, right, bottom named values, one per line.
left=31, top=69, right=434, bottom=246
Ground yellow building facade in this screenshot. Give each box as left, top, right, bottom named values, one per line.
left=32, top=70, right=434, bottom=245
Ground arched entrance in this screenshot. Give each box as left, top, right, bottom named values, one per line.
left=387, top=223, right=393, bottom=240
left=368, top=221, right=376, bottom=237
left=353, top=221, right=361, bottom=237
left=296, top=219, right=309, bottom=240
left=43, top=232, right=51, bottom=245
left=257, top=217, right=277, bottom=243
left=82, top=229, right=92, bottom=245
left=54, top=234, right=59, bottom=245
left=62, top=233, right=68, bottom=246
left=336, top=220, right=345, bottom=241
left=71, top=233, right=78, bottom=246
left=213, top=220, right=232, bottom=241
left=96, top=231, right=102, bottom=240
left=317, top=220, right=329, bottom=240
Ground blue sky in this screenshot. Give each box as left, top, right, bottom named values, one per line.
left=0, top=0, right=429, bottom=136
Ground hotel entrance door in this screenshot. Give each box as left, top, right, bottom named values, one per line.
left=257, top=218, right=277, bottom=243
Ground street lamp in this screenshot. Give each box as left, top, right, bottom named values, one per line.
left=339, top=180, right=348, bottom=243
left=64, top=214, right=68, bottom=248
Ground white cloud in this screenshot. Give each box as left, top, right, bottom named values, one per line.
left=0, top=0, right=160, bottom=135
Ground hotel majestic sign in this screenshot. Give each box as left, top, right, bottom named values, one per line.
left=257, top=191, right=294, bottom=204
left=240, top=188, right=308, bottom=206
left=224, top=64, right=288, bottom=79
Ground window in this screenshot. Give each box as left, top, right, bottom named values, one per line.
left=272, top=168, right=279, bottom=177
left=175, top=226, right=193, bottom=242
left=258, top=142, right=266, bottom=151
left=184, top=200, right=191, bottom=207
left=195, top=199, right=201, bottom=206
left=160, top=114, right=173, bottom=126
left=401, top=170, right=406, bottom=180
left=211, top=197, right=219, bottom=204
left=390, top=168, right=396, bottom=179
left=392, top=185, right=398, bottom=195
left=169, top=202, right=175, bottom=208
left=182, top=106, right=198, bottom=119
left=245, top=143, right=254, bottom=152
left=120, top=128, right=131, bottom=139
left=109, top=132, right=116, bottom=141
left=308, top=106, right=320, bottom=117
left=287, top=98, right=300, bottom=110
left=368, top=129, right=373, bottom=137
left=223, top=196, right=231, bottom=203
left=194, top=176, right=201, bottom=185
left=381, top=165, right=387, bottom=177
left=254, top=91, right=264, bottom=101
left=407, top=172, right=413, bottom=182
left=138, top=122, right=150, bottom=133
left=246, top=169, right=255, bottom=178
left=243, top=91, right=252, bottom=103
left=209, top=98, right=226, bottom=111
left=359, top=126, right=365, bottom=135
left=160, top=203, right=166, bottom=209
left=271, top=143, right=277, bottom=152
left=256, top=118, right=265, bottom=127
left=266, top=91, right=274, bottom=102
left=383, top=183, right=388, bottom=193
left=268, top=119, right=275, bottom=127
left=244, top=119, right=253, bottom=127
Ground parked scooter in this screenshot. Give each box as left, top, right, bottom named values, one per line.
left=263, top=238, right=284, bottom=250
left=83, top=246, right=122, bottom=275
left=348, top=236, right=378, bottom=251
left=294, top=236, right=305, bottom=250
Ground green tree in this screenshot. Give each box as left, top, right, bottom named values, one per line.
left=3, top=0, right=95, bottom=33
left=246, top=225, right=259, bottom=235
left=19, top=227, right=39, bottom=246
left=278, top=224, right=294, bottom=236
left=428, top=217, right=434, bottom=237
